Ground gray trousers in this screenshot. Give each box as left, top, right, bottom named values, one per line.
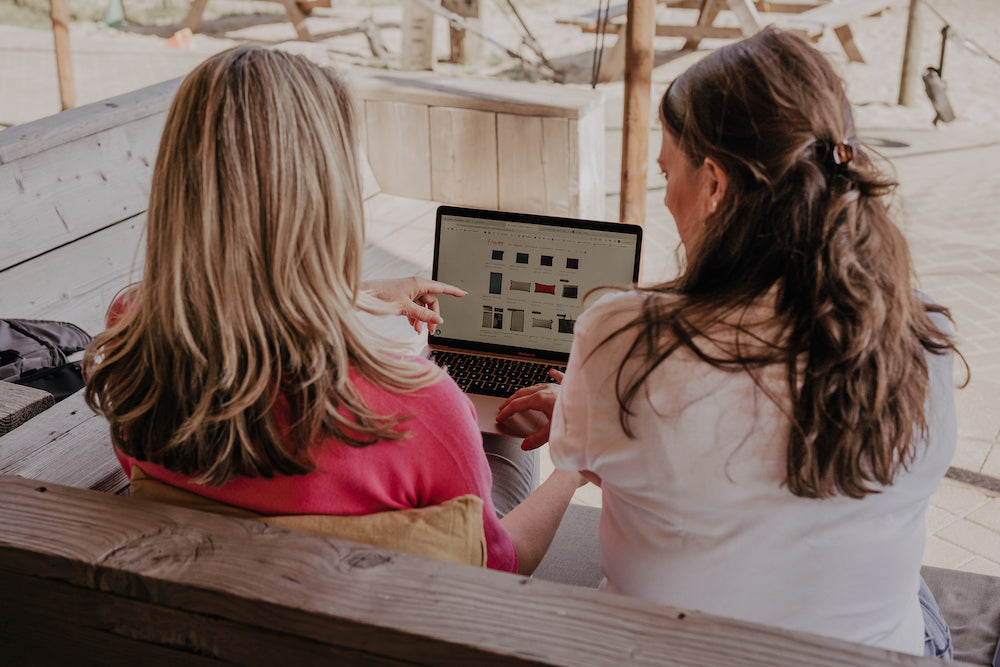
left=483, top=433, right=539, bottom=517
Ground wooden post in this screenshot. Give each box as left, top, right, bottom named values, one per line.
left=898, top=0, right=923, bottom=106
left=619, top=0, right=655, bottom=225
left=49, top=0, right=76, bottom=110
left=443, top=0, right=482, bottom=65
left=401, top=0, right=438, bottom=71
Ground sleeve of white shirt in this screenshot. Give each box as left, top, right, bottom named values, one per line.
left=550, top=291, right=641, bottom=472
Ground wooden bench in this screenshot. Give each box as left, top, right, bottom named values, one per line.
left=558, top=0, right=897, bottom=83
left=2, top=56, right=999, bottom=666
left=2, top=393, right=999, bottom=664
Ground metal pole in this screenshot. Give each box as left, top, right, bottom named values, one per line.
left=619, top=0, right=655, bottom=225
left=898, top=0, right=923, bottom=106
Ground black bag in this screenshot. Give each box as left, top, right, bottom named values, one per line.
left=1, top=319, right=92, bottom=402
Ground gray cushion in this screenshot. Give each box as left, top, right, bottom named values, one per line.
left=534, top=503, right=602, bottom=588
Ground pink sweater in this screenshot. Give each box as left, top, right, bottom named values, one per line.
left=115, top=362, right=517, bottom=572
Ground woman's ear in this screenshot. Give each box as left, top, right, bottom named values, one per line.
left=702, top=156, right=729, bottom=213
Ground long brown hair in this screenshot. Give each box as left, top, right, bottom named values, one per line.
left=84, top=46, right=437, bottom=486
left=604, top=28, right=961, bottom=499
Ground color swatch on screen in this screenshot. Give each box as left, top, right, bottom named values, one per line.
left=509, top=280, right=531, bottom=292
left=508, top=309, right=525, bottom=332
left=535, top=283, right=556, bottom=295
left=489, top=272, right=502, bottom=294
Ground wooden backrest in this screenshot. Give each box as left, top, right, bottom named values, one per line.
left=0, top=474, right=945, bottom=666
left=0, top=78, right=177, bottom=334
left=350, top=70, right=605, bottom=218
left=0, top=391, right=955, bottom=665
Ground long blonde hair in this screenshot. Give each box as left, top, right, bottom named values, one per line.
left=85, top=46, right=437, bottom=486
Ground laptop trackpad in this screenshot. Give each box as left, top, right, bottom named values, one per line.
left=468, top=394, right=550, bottom=439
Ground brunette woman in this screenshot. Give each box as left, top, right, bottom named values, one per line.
left=500, top=28, right=959, bottom=655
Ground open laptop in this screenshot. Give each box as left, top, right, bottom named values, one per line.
left=428, top=205, right=642, bottom=437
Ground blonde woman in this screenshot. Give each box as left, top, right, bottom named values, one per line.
left=85, top=46, right=581, bottom=574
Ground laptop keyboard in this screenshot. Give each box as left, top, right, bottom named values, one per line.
left=428, top=350, right=565, bottom=398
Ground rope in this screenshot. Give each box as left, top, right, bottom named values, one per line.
left=502, top=0, right=559, bottom=76
left=919, top=0, right=1000, bottom=68
left=591, top=0, right=612, bottom=88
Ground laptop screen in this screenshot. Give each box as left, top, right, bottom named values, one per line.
left=431, top=206, right=642, bottom=362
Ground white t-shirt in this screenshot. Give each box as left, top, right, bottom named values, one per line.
left=550, top=290, right=956, bottom=655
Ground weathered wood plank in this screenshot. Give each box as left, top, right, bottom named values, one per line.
left=350, top=71, right=603, bottom=122
left=0, top=77, right=179, bottom=164
left=0, top=475, right=951, bottom=666
left=0, top=117, right=160, bottom=272
left=572, top=110, right=608, bottom=221
left=725, top=0, right=764, bottom=35
left=497, top=114, right=572, bottom=215
left=1, top=571, right=407, bottom=665
left=429, top=106, right=498, bottom=209
left=782, top=0, right=896, bottom=31
left=653, top=24, right=746, bottom=39
left=0, top=390, right=124, bottom=494
left=363, top=99, right=432, bottom=201
left=0, top=214, right=145, bottom=336
left=0, top=382, right=54, bottom=436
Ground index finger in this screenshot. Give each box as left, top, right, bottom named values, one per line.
left=414, top=278, right=467, bottom=298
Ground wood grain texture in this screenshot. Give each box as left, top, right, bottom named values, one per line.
left=0, top=475, right=951, bottom=666
left=0, top=77, right=179, bottom=164
left=1, top=114, right=161, bottom=271
left=0, top=213, right=146, bottom=336
left=0, top=390, right=125, bottom=494
left=429, top=106, right=498, bottom=208
left=0, top=382, right=55, bottom=436
left=364, top=99, right=432, bottom=200
left=496, top=114, right=572, bottom=216
left=620, top=0, right=656, bottom=225
left=350, top=70, right=603, bottom=121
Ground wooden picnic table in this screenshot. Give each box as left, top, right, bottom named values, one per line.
left=616, top=0, right=897, bottom=225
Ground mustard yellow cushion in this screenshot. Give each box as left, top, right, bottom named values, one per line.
left=129, top=466, right=487, bottom=567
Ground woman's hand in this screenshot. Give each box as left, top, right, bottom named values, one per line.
left=496, top=369, right=563, bottom=450
left=360, top=277, right=466, bottom=333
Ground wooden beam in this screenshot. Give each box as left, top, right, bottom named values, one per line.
left=49, top=0, right=76, bottom=110
left=620, top=0, right=656, bottom=224
left=0, top=474, right=949, bottom=665
left=0, top=391, right=126, bottom=494
left=725, top=0, right=763, bottom=35
left=898, top=0, right=923, bottom=105
left=659, top=23, right=744, bottom=39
